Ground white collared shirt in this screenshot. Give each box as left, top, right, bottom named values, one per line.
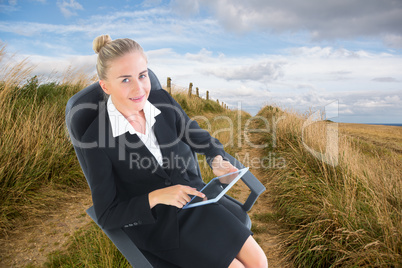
left=107, top=97, right=164, bottom=166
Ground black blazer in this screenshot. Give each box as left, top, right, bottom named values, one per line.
left=81, top=89, right=225, bottom=251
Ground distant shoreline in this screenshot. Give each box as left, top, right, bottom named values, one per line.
left=337, top=122, right=402, bottom=127
left=365, top=123, right=402, bottom=127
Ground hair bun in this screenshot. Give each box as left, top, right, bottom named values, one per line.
left=93, top=34, right=112, bottom=54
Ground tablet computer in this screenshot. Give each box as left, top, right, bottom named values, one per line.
left=182, top=167, right=249, bottom=209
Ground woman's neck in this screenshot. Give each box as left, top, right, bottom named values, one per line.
left=126, top=110, right=146, bottom=135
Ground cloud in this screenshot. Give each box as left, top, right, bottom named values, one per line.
left=0, top=1, right=18, bottom=13
left=203, top=60, right=286, bottom=82
left=289, top=46, right=363, bottom=59
left=272, top=90, right=402, bottom=121
left=26, top=54, right=97, bottom=81
left=0, top=7, right=218, bottom=49
left=11, top=39, right=401, bottom=123
left=2, top=2, right=400, bottom=123
left=172, top=0, right=402, bottom=47
left=383, top=34, right=402, bottom=48
left=148, top=45, right=401, bottom=121
left=372, top=77, right=398, bottom=83
left=142, top=0, right=163, bottom=7
left=185, top=48, right=214, bottom=62
left=171, top=0, right=199, bottom=17
left=57, top=0, right=83, bottom=18
left=0, top=21, right=89, bottom=37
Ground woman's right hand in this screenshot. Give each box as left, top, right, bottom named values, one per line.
left=149, top=185, right=205, bottom=209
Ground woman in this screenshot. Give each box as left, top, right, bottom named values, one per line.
left=83, top=34, right=268, bottom=268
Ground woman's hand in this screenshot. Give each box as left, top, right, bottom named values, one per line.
left=211, top=155, right=238, bottom=177
left=149, top=185, right=205, bottom=209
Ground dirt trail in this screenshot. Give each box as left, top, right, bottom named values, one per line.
left=233, top=134, right=292, bottom=268
left=0, top=189, right=92, bottom=268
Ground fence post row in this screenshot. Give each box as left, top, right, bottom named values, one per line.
left=165, top=78, right=227, bottom=109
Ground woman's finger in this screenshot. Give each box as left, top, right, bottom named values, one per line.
left=185, top=187, right=205, bottom=199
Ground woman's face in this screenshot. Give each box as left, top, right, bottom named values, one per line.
left=100, top=52, right=151, bottom=117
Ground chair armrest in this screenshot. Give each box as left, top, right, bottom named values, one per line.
left=222, top=153, right=266, bottom=211
left=86, top=206, right=153, bottom=268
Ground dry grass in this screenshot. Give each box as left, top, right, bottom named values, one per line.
left=339, top=123, right=402, bottom=155
left=0, top=44, right=96, bottom=234
left=256, top=105, right=402, bottom=267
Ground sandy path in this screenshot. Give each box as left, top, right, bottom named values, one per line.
left=233, top=141, right=292, bottom=268
left=0, top=188, right=92, bottom=268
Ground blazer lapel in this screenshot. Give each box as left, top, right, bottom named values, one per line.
left=153, top=113, right=178, bottom=163
left=115, top=129, right=170, bottom=180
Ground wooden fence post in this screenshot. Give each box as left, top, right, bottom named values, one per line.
left=196, top=87, right=199, bottom=97
left=167, top=77, right=171, bottom=95
left=206, top=91, right=209, bottom=100
left=188, top=83, right=193, bottom=97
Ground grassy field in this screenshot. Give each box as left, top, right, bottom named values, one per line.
left=2, top=43, right=401, bottom=267
left=0, top=47, right=93, bottom=234
left=256, top=106, right=401, bottom=267
left=339, top=123, right=402, bottom=156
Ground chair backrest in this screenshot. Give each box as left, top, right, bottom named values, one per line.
left=65, top=69, right=163, bottom=181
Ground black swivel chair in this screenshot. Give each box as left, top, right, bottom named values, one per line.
left=65, top=69, right=266, bottom=267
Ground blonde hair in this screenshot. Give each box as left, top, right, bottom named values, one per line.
left=93, top=34, right=147, bottom=80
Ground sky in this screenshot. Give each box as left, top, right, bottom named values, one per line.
left=1, top=0, right=401, bottom=124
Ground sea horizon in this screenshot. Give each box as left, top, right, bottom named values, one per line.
left=364, top=123, right=402, bottom=127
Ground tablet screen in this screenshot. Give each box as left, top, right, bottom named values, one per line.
left=182, top=167, right=249, bottom=209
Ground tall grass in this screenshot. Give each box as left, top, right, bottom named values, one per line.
left=0, top=45, right=96, bottom=233
left=257, top=105, right=401, bottom=267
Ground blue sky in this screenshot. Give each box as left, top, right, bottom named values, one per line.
left=1, top=0, right=401, bottom=123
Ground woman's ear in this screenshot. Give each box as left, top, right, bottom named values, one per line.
left=99, top=80, right=111, bottom=95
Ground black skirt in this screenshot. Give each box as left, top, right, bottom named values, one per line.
left=149, top=200, right=252, bottom=268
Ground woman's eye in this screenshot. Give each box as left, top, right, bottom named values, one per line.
left=122, top=78, right=130, bottom=83
left=139, top=74, right=147, bottom=79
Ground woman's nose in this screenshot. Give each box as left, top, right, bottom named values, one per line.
left=131, top=79, right=142, bottom=92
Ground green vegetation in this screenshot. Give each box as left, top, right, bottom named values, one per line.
left=172, top=90, right=225, bottom=117
left=0, top=46, right=93, bottom=233
left=3, top=42, right=400, bottom=267
left=256, top=105, right=402, bottom=267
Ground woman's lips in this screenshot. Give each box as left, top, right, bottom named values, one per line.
left=129, top=95, right=145, bottom=103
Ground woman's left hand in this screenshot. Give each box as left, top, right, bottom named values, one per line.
left=211, top=155, right=238, bottom=177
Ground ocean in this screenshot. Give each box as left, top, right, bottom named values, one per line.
left=367, top=123, right=402, bottom=127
